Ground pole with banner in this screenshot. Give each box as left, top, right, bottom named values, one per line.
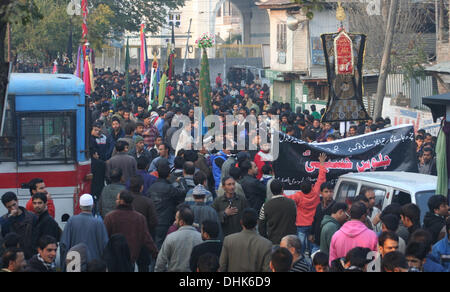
left=149, top=54, right=158, bottom=106
left=321, top=3, right=371, bottom=130
left=125, top=37, right=130, bottom=100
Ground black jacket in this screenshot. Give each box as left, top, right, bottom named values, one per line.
left=24, top=255, right=56, bottom=272
left=1, top=207, right=38, bottom=259
left=240, top=175, right=267, bottom=213
left=423, top=212, right=446, bottom=244
left=147, top=178, right=185, bottom=227
left=189, top=240, right=223, bottom=272
left=258, top=196, right=297, bottom=245
left=36, top=210, right=62, bottom=242
left=312, top=200, right=336, bottom=245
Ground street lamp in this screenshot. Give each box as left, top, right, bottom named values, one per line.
left=66, top=0, right=81, bottom=64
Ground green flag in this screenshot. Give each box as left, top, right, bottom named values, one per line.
left=199, top=48, right=213, bottom=117
left=158, top=73, right=167, bottom=106
left=125, top=38, right=130, bottom=100
left=436, top=128, right=448, bottom=196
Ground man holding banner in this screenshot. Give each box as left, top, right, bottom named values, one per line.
left=284, top=153, right=327, bottom=257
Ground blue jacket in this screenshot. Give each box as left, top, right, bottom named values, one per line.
left=431, top=237, right=450, bottom=272
left=126, top=170, right=157, bottom=196
left=423, top=254, right=446, bottom=272
left=211, top=151, right=227, bottom=190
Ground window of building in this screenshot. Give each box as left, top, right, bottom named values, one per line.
left=277, top=23, right=287, bottom=52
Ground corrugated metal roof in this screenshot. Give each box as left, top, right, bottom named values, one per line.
left=425, top=61, right=450, bottom=74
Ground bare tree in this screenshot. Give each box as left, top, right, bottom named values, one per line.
left=372, top=0, right=399, bottom=120
left=345, top=0, right=435, bottom=118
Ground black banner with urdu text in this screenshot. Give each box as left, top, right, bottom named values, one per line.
left=273, top=125, right=418, bottom=190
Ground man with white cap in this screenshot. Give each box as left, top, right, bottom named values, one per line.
left=59, top=194, right=109, bottom=270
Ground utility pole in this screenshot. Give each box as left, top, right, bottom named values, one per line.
left=373, top=0, right=399, bottom=120
left=183, top=18, right=192, bottom=73
left=7, top=22, right=10, bottom=63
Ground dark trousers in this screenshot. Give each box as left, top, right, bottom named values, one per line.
left=155, top=224, right=170, bottom=250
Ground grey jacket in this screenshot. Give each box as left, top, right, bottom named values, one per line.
left=221, top=156, right=236, bottom=181
left=105, top=152, right=137, bottom=183
left=99, top=183, right=126, bottom=218
left=155, top=225, right=203, bottom=272
left=219, top=229, right=272, bottom=272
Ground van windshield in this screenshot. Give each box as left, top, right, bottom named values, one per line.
left=415, top=191, right=436, bottom=224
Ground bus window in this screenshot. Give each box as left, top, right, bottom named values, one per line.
left=0, top=95, right=16, bottom=161
left=20, top=113, right=75, bottom=162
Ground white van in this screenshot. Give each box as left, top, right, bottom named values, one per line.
left=333, top=172, right=440, bottom=224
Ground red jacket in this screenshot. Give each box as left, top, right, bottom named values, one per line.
left=284, top=165, right=326, bottom=227
left=26, top=197, right=55, bottom=218
left=216, top=76, right=222, bottom=87
left=253, top=150, right=273, bottom=180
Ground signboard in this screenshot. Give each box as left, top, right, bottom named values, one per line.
left=334, top=31, right=354, bottom=75
left=311, top=37, right=325, bottom=66
left=273, top=124, right=418, bottom=190
left=382, top=98, right=441, bottom=136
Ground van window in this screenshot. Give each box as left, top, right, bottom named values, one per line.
left=360, top=185, right=386, bottom=210
left=336, top=181, right=358, bottom=205
left=392, top=190, right=412, bottom=206
left=19, top=113, right=75, bottom=162
left=415, top=191, right=436, bottom=224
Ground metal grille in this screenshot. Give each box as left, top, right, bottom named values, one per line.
left=20, top=114, right=74, bottom=162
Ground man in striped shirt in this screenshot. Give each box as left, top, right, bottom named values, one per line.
left=280, top=235, right=312, bottom=272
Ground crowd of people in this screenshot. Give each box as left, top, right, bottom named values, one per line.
left=0, top=66, right=448, bottom=273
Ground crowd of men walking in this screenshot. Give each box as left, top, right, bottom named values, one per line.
left=0, top=67, right=448, bottom=272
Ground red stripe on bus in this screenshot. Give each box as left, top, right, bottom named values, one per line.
left=0, top=171, right=78, bottom=189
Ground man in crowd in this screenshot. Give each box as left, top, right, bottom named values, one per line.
left=423, top=195, right=449, bottom=244
left=147, top=163, right=185, bottom=249
left=239, top=160, right=267, bottom=214
left=189, top=220, right=223, bottom=272
left=25, top=178, right=55, bottom=219
left=219, top=208, right=272, bottom=272
left=280, top=235, right=312, bottom=272
left=155, top=205, right=202, bottom=272
left=311, top=182, right=336, bottom=253
left=285, top=153, right=327, bottom=256
left=368, top=231, right=400, bottom=272
left=328, top=202, right=378, bottom=265
left=106, top=140, right=137, bottom=184
left=104, top=190, right=158, bottom=267
left=1, top=192, right=37, bottom=260
left=1, top=248, right=26, bottom=272
left=32, top=193, right=61, bottom=242
left=25, top=235, right=58, bottom=272
left=99, top=168, right=126, bottom=218
left=258, top=179, right=297, bottom=245
left=60, top=194, right=109, bottom=268
left=212, top=176, right=249, bottom=237
left=319, top=202, right=349, bottom=256
left=149, top=143, right=175, bottom=172
left=270, top=247, right=293, bottom=272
